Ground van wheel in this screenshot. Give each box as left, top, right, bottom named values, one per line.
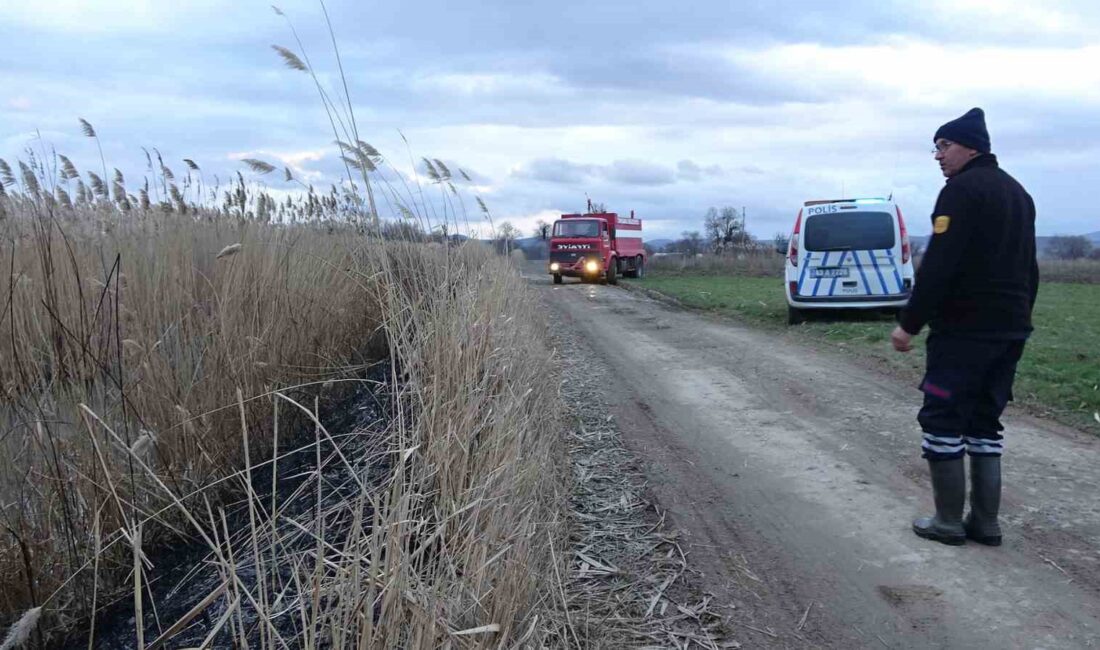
left=606, top=260, right=618, bottom=285
left=553, top=274, right=562, bottom=285
left=787, top=306, right=805, bottom=325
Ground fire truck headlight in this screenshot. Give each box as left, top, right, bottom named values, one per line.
left=549, top=262, right=560, bottom=272
left=584, top=260, right=599, bottom=273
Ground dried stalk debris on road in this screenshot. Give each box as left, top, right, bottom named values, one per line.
left=545, top=326, right=740, bottom=649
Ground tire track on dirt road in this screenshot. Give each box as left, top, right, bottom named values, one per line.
left=535, top=271, right=1100, bottom=649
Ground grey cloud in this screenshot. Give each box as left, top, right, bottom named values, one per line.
left=603, top=159, right=675, bottom=186
left=678, top=160, right=703, bottom=181
left=678, top=160, right=726, bottom=181
left=545, top=49, right=811, bottom=105
left=512, top=158, right=595, bottom=184
left=512, top=157, right=676, bottom=187
left=359, top=0, right=1097, bottom=60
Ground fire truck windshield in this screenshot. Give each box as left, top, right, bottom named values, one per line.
left=553, top=220, right=599, bottom=238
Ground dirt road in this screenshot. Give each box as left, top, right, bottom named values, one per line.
left=536, top=271, right=1100, bottom=648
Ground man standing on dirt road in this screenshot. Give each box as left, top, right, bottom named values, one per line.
left=890, top=107, right=1039, bottom=547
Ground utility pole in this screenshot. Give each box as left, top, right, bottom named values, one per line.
left=742, top=206, right=747, bottom=244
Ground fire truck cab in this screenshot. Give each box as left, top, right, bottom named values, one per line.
left=548, top=211, right=646, bottom=285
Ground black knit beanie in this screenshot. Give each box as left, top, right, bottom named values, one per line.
left=934, top=107, right=991, bottom=153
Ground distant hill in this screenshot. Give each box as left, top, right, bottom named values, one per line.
left=648, top=238, right=674, bottom=251
left=513, top=236, right=543, bottom=249
left=912, top=232, right=1098, bottom=258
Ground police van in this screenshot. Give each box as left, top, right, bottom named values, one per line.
left=780, top=197, right=914, bottom=325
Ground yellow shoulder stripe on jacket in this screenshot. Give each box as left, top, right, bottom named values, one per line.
left=933, top=215, right=951, bottom=234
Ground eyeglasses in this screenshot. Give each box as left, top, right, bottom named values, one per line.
left=931, top=141, right=956, bottom=155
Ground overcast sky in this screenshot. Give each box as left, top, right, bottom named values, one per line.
left=2, top=0, right=1098, bottom=240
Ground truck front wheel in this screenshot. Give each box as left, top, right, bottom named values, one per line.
left=635, top=255, right=645, bottom=279
left=553, top=274, right=562, bottom=285
left=606, top=260, right=618, bottom=285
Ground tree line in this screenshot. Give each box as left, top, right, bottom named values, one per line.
left=658, top=206, right=755, bottom=256
left=1046, top=235, right=1099, bottom=260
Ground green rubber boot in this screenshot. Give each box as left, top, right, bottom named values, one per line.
left=964, top=455, right=1003, bottom=546
left=913, top=457, right=966, bottom=546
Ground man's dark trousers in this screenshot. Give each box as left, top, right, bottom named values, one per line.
left=917, top=333, right=1027, bottom=460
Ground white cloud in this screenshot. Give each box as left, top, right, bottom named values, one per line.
left=928, top=0, right=1093, bottom=38
left=721, top=40, right=1100, bottom=105
left=412, top=72, right=566, bottom=97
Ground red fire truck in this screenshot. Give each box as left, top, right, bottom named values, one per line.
left=547, top=209, right=647, bottom=285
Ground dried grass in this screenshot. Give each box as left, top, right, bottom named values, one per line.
left=0, top=5, right=574, bottom=647
left=0, top=194, right=388, bottom=638
left=651, top=249, right=785, bottom=278
left=0, top=153, right=566, bottom=647
left=1036, top=258, right=1100, bottom=284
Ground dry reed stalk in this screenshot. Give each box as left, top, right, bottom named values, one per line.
left=1, top=14, right=572, bottom=644
left=0, top=198, right=391, bottom=639
left=0, top=607, right=41, bottom=650
left=131, top=523, right=143, bottom=650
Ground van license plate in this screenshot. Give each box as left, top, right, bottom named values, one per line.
left=810, top=267, right=849, bottom=279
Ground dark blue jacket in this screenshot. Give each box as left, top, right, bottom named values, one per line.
left=899, top=154, right=1038, bottom=338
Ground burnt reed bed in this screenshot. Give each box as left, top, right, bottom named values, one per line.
left=0, top=151, right=568, bottom=647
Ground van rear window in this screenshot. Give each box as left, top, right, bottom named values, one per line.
left=804, top=211, right=895, bottom=251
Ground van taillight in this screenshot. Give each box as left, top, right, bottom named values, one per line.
left=789, top=281, right=798, bottom=296
left=789, top=209, right=802, bottom=267
left=897, top=205, right=910, bottom=264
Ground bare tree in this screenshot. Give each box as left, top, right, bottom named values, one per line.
left=703, top=206, right=748, bottom=253
left=1047, top=235, right=1093, bottom=260
left=680, top=230, right=704, bottom=257
left=534, top=219, right=551, bottom=240
left=704, top=207, right=722, bottom=251
left=719, top=206, right=751, bottom=248
left=496, top=221, right=519, bottom=255
left=587, top=199, right=607, bottom=213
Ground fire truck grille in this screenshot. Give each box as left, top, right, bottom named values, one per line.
left=550, top=250, right=601, bottom=264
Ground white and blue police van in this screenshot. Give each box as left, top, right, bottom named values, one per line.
left=780, top=198, right=914, bottom=325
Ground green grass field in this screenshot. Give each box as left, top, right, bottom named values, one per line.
left=628, top=274, right=1100, bottom=435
